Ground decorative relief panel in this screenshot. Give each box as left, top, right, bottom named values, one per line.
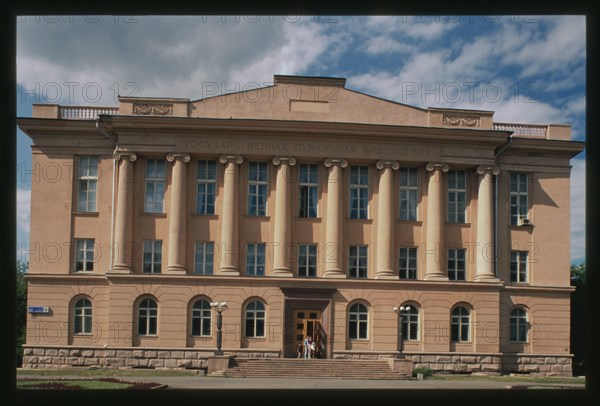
left=133, top=103, right=173, bottom=116
left=443, top=114, right=480, bottom=128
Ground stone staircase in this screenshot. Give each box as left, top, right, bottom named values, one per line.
left=218, top=358, right=411, bottom=380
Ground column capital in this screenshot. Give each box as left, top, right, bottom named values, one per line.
left=425, top=162, right=449, bottom=172
left=166, top=153, right=191, bottom=163
left=272, top=156, right=297, bottom=166
left=219, top=154, right=244, bottom=165
left=376, top=160, right=400, bottom=170
left=324, top=158, right=348, bottom=168
left=476, top=164, right=500, bottom=176
left=114, top=151, right=137, bottom=162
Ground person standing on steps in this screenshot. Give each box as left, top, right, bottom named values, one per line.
left=296, top=341, right=303, bottom=359
left=303, top=335, right=312, bottom=359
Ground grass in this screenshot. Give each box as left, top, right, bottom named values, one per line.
left=17, top=379, right=133, bottom=390
left=430, top=374, right=585, bottom=385
left=17, top=368, right=199, bottom=377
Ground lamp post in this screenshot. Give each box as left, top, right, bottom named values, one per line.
left=393, top=306, right=410, bottom=359
left=210, top=302, right=228, bottom=356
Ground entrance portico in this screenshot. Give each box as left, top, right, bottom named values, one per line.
left=281, top=288, right=336, bottom=358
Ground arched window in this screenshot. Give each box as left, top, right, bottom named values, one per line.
left=401, top=304, right=419, bottom=341
left=348, top=302, right=369, bottom=339
left=451, top=306, right=470, bottom=342
left=510, top=307, right=528, bottom=342
left=245, top=301, right=265, bottom=338
left=138, top=298, right=158, bottom=336
left=73, top=298, right=92, bottom=335
left=191, top=299, right=212, bottom=336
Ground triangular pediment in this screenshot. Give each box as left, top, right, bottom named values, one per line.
left=190, top=75, right=429, bottom=127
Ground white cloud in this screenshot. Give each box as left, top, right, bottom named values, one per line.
left=17, top=188, right=31, bottom=235
left=570, top=158, right=585, bottom=264
left=363, top=36, right=413, bottom=55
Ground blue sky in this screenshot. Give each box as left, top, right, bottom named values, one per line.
left=16, top=15, right=586, bottom=264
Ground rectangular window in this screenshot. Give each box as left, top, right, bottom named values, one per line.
left=399, top=168, right=418, bottom=221
left=143, top=240, right=162, bottom=274
left=248, top=162, right=268, bottom=216
left=298, top=244, right=317, bottom=277
left=447, top=170, right=467, bottom=223
left=75, top=239, right=95, bottom=272
left=194, top=242, right=214, bottom=275
left=349, top=245, right=368, bottom=278
left=196, top=160, right=217, bottom=214
left=448, top=249, right=466, bottom=281
left=77, top=156, right=98, bottom=212
left=510, top=173, right=529, bottom=225
left=510, top=251, right=528, bottom=283
left=349, top=165, right=369, bottom=219
left=246, top=243, right=266, bottom=276
left=145, top=159, right=166, bottom=213
left=399, top=247, right=417, bottom=280
left=299, top=164, right=318, bottom=218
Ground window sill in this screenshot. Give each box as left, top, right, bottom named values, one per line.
left=73, top=271, right=94, bottom=274
left=445, top=222, right=471, bottom=227
left=295, top=217, right=322, bottom=222
left=397, top=220, right=423, bottom=225
left=242, top=215, right=271, bottom=220
left=348, top=338, right=370, bottom=342
left=346, top=218, right=373, bottom=223
left=191, top=214, right=218, bottom=219
left=140, top=213, right=167, bottom=218
left=72, top=211, right=99, bottom=217
left=73, top=333, right=93, bottom=337
left=509, top=224, right=534, bottom=230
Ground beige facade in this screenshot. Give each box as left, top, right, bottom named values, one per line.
left=19, top=75, right=583, bottom=375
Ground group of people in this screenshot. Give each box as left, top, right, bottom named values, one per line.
left=297, top=335, right=318, bottom=359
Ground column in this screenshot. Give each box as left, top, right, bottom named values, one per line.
left=271, top=156, right=296, bottom=277
left=475, top=164, right=500, bottom=281
left=323, top=158, right=348, bottom=278
left=424, top=162, right=449, bottom=280
left=375, top=160, right=400, bottom=279
left=165, top=153, right=190, bottom=274
left=218, top=154, right=243, bottom=276
left=111, top=151, right=137, bottom=273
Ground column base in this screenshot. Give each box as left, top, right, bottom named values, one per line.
left=323, top=269, right=347, bottom=279
left=165, top=266, right=187, bottom=274
left=218, top=267, right=240, bottom=276
left=424, top=273, right=449, bottom=281
left=474, top=274, right=500, bottom=282
left=375, top=270, right=397, bottom=279
left=108, top=265, right=132, bottom=274
left=271, top=268, right=293, bottom=277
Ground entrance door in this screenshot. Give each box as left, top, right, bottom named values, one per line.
left=294, top=309, right=324, bottom=358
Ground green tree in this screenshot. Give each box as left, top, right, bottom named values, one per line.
left=571, top=263, right=586, bottom=286
left=16, top=261, right=28, bottom=366
left=570, top=262, right=585, bottom=375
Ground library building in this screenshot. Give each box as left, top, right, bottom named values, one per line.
left=18, top=75, right=583, bottom=377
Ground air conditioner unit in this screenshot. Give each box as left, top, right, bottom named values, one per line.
left=517, top=217, right=531, bottom=226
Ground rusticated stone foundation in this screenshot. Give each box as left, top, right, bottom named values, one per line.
left=21, top=346, right=280, bottom=370
left=331, top=351, right=572, bottom=377
left=21, top=346, right=572, bottom=376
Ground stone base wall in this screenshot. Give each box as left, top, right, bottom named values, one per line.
left=22, top=346, right=572, bottom=376
left=501, top=354, right=573, bottom=376
left=21, top=346, right=280, bottom=370
left=329, top=351, right=571, bottom=377
left=410, top=353, right=502, bottom=374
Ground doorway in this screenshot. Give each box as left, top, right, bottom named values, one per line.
left=294, top=309, right=325, bottom=358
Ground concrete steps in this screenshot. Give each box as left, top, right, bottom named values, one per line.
left=221, top=358, right=411, bottom=380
